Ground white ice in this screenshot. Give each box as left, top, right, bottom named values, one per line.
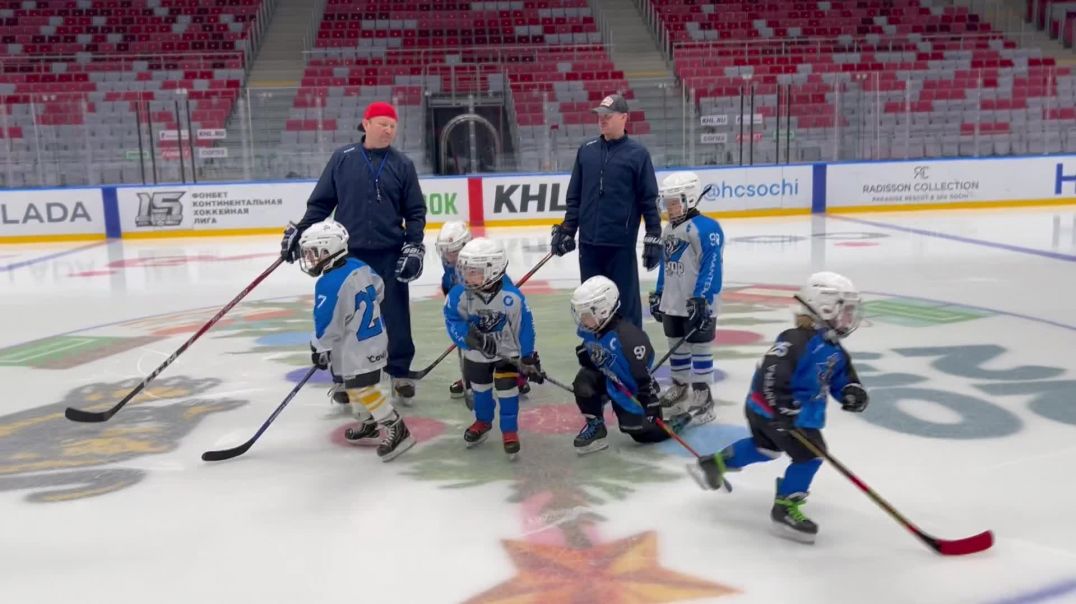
left=2, top=207, right=1075, bottom=604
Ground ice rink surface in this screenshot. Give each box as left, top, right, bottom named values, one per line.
left=2, top=207, right=1075, bottom=604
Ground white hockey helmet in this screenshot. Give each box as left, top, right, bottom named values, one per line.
left=456, top=237, right=508, bottom=291
left=298, top=220, right=349, bottom=277
left=571, top=276, right=621, bottom=333
left=796, top=271, right=863, bottom=337
left=436, top=220, right=472, bottom=265
left=659, top=171, right=702, bottom=224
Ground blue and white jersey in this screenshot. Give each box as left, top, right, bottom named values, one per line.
left=444, top=275, right=536, bottom=363
left=440, top=262, right=460, bottom=295
left=578, top=319, right=654, bottom=415
left=656, top=213, right=724, bottom=316
left=311, top=257, right=388, bottom=377
left=746, top=327, right=859, bottom=429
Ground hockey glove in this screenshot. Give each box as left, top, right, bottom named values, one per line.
left=465, top=324, right=498, bottom=358
left=648, top=291, right=665, bottom=322
left=281, top=222, right=301, bottom=263
left=310, top=344, right=331, bottom=370
left=841, top=383, right=869, bottom=413
left=520, top=353, right=545, bottom=384
left=575, top=344, right=598, bottom=371
left=641, top=234, right=662, bottom=271
left=550, top=223, right=577, bottom=257
left=637, top=378, right=662, bottom=416
left=772, top=405, right=799, bottom=433
left=395, top=243, right=425, bottom=282
left=686, top=296, right=712, bottom=332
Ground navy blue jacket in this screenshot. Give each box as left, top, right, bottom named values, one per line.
left=562, top=135, right=661, bottom=248
left=297, top=140, right=426, bottom=252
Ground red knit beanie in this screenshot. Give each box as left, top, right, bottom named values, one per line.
left=363, top=101, right=398, bottom=122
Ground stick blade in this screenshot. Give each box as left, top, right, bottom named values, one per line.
left=201, top=443, right=250, bottom=462
left=65, top=406, right=113, bottom=423
left=931, top=530, right=994, bottom=556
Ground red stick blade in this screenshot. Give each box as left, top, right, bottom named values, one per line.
left=934, top=530, right=994, bottom=556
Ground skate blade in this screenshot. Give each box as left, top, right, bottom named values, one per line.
left=379, top=436, right=416, bottom=462
left=449, top=391, right=465, bottom=400
left=345, top=436, right=381, bottom=447
left=684, top=463, right=733, bottom=492
left=465, top=433, right=489, bottom=448
left=574, top=440, right=609, bottom=456
left=770, top=522, right=816, bottom=544
left=685, top=463, right=717, bottom=490
left=396, top=396, right=415, bottom=408
left=506, top=452, right=519, bottom=462
left=688, top=407, right=716, bottom=426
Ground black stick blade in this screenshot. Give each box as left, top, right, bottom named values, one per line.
left=201, top=442, right=253, bottom=462
left=65, top=406, right=115, bottom=423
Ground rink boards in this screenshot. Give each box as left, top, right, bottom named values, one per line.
left=5, top=154, right=1076, bottom=242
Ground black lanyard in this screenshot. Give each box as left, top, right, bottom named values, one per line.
left=599, top=138, right=619, bottom=197
left=359, top=147, right=386, bottom=203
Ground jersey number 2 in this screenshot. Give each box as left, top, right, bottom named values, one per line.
left=354, top=285, right=383, bottom=342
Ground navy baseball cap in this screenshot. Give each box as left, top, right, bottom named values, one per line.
left=592, top=94, right=629, bottom=114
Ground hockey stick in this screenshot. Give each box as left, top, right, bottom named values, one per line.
left=788, top=429, right=993, bottom=556
left=66, top=257, right=285, bottom=423
left=545, top=361, right=705, bottom=459
left=605, top=378, right=704, bottom=457
left=651, top=325, right=701, bottom=376
left=202, top=366, right=318, bottom=462
left=789, top=293, right=992, bottom=555
left=407, top=251, right=554, bottom=380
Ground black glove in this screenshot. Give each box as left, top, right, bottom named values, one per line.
left=395, top=243, right=425, bottom=282
left=520, top=353, right=544, bottom=384
left=281, top=222, right=301, bottom=263
left=575, top=344, right=597, bottom=370
left=841, top=383, right=869, bottom=413
left=648, top=291, right=665, bottom=322
left=465, top=324, right=498, bottom=358
left=310, top=344, right=330, bottom=370
left=686, top=296, right=711, bottom=332
left=550, top=223, right=576, bottom=257
left=637, top=378, right=661, bottom=415
left=642, top=234, right=662, bottom=271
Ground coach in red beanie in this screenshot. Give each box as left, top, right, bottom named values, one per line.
left=282, top=99, right=427, bottom=407
left=360, top=101, right=399, bottom=149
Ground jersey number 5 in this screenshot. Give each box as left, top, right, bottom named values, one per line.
left=354, top=285, right=384, bottom=342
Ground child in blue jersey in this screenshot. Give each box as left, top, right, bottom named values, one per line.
left=443, top=237, right=543, bottom=460
left=649, top=171, right=723, bottom=424
left=569, top=276, right=692, bottom=455
left=436, top=221, right=473, bottom=402
left=300, top=220, right=415, bottom=462
left=688, top=272, right=870, bottom=543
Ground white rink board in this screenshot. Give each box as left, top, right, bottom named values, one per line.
left=827, top=155, right=1076, bottom=207
left=0, top=188, right=105, bottom=238
left=115, top=177, right=468, bottom=234
left=674, top=165, right=814, bottom=212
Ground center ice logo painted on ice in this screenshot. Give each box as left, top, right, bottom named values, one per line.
left=0, top=376, right=246, bottom=503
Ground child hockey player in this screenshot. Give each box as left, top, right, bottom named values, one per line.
left=301, top=220, right=415, bottom=462
left=570, top=276, right=692, bottom=455
left=436, top=220, right=472, bottom=401
left=648, top=171, right=723, bottom=425
left=688, top=272, right=869, bottom=543
left=443, top=237, right=542, bottom=460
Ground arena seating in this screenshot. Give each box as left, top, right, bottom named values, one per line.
left=648, top=0, right=1076, bottom=161
left=283, top=0, right=650, bottom=172
left=0, top=0, right=268, bottom=186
